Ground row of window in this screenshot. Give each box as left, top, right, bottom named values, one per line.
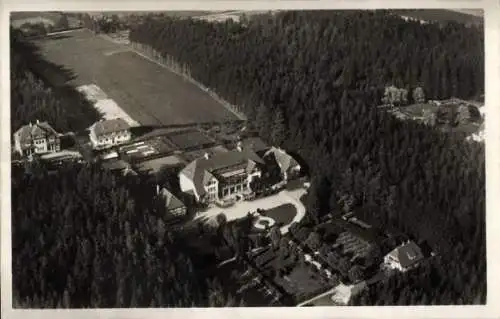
left=98, top=135, right=130, bottom=143
left=221, top=183, right=247, bottom=196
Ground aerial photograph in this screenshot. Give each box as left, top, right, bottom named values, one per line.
left=9, top=9, right=485, bottom=307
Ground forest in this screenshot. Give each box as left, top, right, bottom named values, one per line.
left=128, top=10, right=485, bottom=304
left=11, top=10, right=485, bottom=307
left=11, top=163, right=244, bottom=307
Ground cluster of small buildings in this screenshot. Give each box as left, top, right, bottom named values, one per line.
left=12, top=114, right=302, bottom=222
left=290, top=214, right=427, bottom=306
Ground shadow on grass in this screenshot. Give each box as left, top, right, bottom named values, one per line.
left=10, top=28, right=103, bottom=132
left=12, top=30, right=80, bottom=86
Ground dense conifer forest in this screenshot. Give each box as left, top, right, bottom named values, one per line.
left=128, top=10, right=485, bottom=304
left=11, top=10, right=485, bottom=307
left=11, top=164, right=242, bottom=307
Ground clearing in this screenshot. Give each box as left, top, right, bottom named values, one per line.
left=33, top=29, right=239, bottom=126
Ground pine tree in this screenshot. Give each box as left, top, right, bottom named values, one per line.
left=255, top=104, right=271, bottom=139
left=271, top=108, right=287, bottom=146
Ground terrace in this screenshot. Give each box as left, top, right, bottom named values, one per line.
left=119, top=136, right=178, bottom=163
left=166, top=129, right=216, bottom=151
left=135, top=155, right=185, bottom=175
left=181, top=145, right=229, bottom=163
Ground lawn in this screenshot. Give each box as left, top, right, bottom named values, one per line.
left=34, top=29, right=239, bottom=126
left=261, top=203, right=297, bottom=226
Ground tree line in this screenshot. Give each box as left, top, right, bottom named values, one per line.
left=128, top=10, right=485, bottom=304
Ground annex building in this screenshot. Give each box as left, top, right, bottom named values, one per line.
left=13, top=120, right=61, bottom=157
left=89, top=118, right=131, bottom=150
left=383, top=240, right=424, bottom=272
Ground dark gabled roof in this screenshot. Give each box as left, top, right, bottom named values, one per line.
left=91, top=118, right=130, bottom=137
left=14, top=121, right=59, bottom=146
left=159, top=188, right=185, bottom=211
left=240, top=137, right=270, bottom=153
left=263, top=147, right=300, bottom=173
left=180, top=149, right=264, bottom=198
left=101, top=159, right=130, bottom=171
left=388, top=241, right=424, bottom=269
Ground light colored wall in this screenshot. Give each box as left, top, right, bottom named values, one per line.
left=14, top=132, right=60, bottom=156
left=90, top=129, right=131, bottom=149
left=13, top=133, right=23, bottom=155
left=179, top=172, right=199, bottom=200
left=170, top=206, right=187, bottom=216
left=204, top=178, right=219, bottom=202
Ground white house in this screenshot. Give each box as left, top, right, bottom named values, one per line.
left=13, top=120, right=61, bottom=157
left=89, top=118, right=131, bottom=149
left=383, top=240, right=424, bottom=272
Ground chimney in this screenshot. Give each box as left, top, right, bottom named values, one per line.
left=29, top=122, right=32, bottom=127
left=204, top=152, right=210, bottom=160
left=36, top=119, right=39, bottom=125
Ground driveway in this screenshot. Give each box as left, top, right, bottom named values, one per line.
left=195, top=188, right=307, bottom=234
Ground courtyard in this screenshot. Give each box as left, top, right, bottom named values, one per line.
left=194, top=188, right=307, bottom=234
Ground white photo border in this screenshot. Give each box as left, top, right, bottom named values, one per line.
left=1, top=1, right=499, bottom=319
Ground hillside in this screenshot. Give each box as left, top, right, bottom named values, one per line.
left=129, top=10, right=485, bottom=305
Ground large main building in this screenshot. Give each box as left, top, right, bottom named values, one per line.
left=179, top=140, right=301, bottom=204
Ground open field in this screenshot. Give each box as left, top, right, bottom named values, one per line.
left=85, top=11, right=216, bottom=18
left=33, top=29, right=239, bottom=126
left=394, top=9, right=483, bottom=26
left=444, top=9, right=483, bottom=17
left=192, top=10, right=277, bottom=23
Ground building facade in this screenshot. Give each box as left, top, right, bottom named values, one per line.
left=89, top=118, right=131, bottom=149
left=263, top=146, right=302, bottom=182
left=179, top=149, right=263, bottom=204
left=383, top=240, right=424, bottom=272
left=156, top=186, right=187, bottom=219
left=13, top=120, right=61, bottom=157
